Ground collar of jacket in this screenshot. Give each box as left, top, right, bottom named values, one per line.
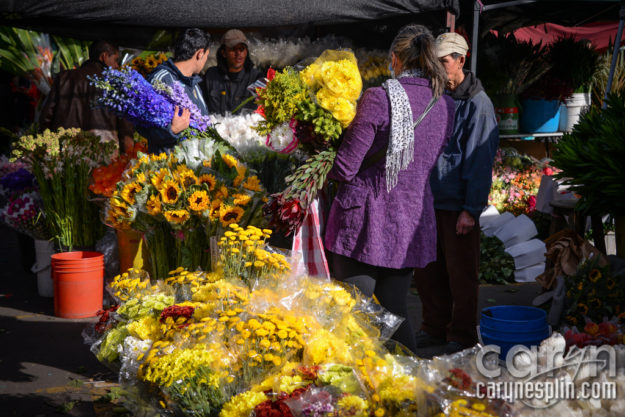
left=396, top=77, right=431, bottom=87
left=448, top=70, right=484, bottom=100
left=80, top=59, right=105, bottom=70
left=162, top=58, right=202, bottom=88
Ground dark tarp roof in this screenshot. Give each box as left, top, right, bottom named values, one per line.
left=0, top=0, right=460, bottom=48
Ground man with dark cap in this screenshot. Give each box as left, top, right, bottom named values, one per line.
left=40, top=40, right=134, bottom=153
left=203, top=29, right=263, bottom=115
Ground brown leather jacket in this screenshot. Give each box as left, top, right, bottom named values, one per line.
left=39, top=60, right=133, bottom=146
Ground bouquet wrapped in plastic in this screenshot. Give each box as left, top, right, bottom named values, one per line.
left=255, top=50, right=362, bottom=235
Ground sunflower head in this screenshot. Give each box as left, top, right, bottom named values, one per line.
left=233, top=193, right=252, bottom=206
left=222, top=153, right=239, bottom=169
left=147, top=194, right=162, bottom=215
left=121, top=182, right=142, bottom=205
left=219, top=205, right=244, bottom=227
left=607, top=279, right=616, bottom=290
left=188, top=190, right=210, bottom=212
left=198, top=174, right=217, bottom=191
left=177, top=168, right=198, bottom=189
left=160, top=180, right=181, bottom=204
left=589, top=269, right=602, bottom=283
left=209, top=199, right=222, bottom=221
left=577, top=303, right=589, bottom=316
left=242, top=175, right=262, bottom=192
left=215, top=185, right=229, bottom=201
left=164, top=209, right=190, bottom=225
left=151, top=168, right=170, bottom=189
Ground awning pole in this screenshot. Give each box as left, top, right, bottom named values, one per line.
left=471, top=0, right=480, bottom=74
left=603, top=0, right=625, bottom=108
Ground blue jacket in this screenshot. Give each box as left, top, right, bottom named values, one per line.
left=430, top=71, right=499, bottom=220
left=141, top=59, right=209, bottom=154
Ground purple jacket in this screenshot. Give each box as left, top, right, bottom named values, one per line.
left=324, top=77, right=455, bottom=269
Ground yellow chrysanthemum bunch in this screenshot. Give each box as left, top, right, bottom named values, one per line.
left=299, top=50, right=362, bottom=127
left=110, top=268, right=152, bottom=301
left=218, top=224, right=290, bottom=288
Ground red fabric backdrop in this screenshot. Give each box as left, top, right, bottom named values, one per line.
left=510, top=21, right=622, bottom=52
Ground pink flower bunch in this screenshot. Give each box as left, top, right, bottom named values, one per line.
left=0, top=156, right=27, bottom=178
left=1, top=191, right=50, bottom=239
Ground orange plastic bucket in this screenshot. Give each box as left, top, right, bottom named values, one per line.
left=51, top=251, right=104, bottom=318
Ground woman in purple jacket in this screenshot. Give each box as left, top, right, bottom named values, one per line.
left=324, top=24, right=455, bottom=352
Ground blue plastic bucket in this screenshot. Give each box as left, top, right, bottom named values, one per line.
left=479, top=306, right=549, bottom=358
left=520, top=99, right=561, bottom=133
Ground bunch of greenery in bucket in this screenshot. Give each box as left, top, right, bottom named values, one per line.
left=478, top=234, right=515, bottom=285
left=10, top=128, right=116, bottom=250
left=478, top=32, right=551, bottom=98
left=551, top=93, right=625, bottom=255
left=104, top=137, right=268, bottom=279
left=548, top=36, right=600, bottom=95
left=562, top=256, right=625, bottom=329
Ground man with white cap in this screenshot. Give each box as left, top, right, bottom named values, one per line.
left=203, top=29, right=263, bottom=115
left=414, top=32, right=499, bottom=354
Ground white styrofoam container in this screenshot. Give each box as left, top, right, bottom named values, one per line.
left=479, top=205, right=500, bottom=228
left=482, top=211, right=515, bottom=237
left=514, top=262, right=546, bottom=283
left=505, top=239, right=547, bottom=270
left=494, top=214, right=538, bottom=247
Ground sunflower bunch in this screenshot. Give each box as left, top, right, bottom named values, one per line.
left=563, top=256, right=625, bottom=327
left=129, top=52, right=169, bottom=78
left=105, top=138, right=268, bottom=278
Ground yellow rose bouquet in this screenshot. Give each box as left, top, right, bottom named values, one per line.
left=105, top=138, right=267, bottom=279
left=255, top=50, right=363, bottom=235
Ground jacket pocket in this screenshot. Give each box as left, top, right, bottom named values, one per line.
left=438, top=152, right=462, bottom=177
left=332, top=184, right=366, bottom=233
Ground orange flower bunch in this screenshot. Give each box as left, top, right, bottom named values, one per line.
left=90, top=141, right=147, bottom=197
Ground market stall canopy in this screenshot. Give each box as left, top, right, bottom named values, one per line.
left=0, top=0, right=459, bottom=47
left=459, top=0, right=621, bottom=34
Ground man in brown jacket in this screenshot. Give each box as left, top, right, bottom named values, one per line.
left=39, top=40, right=134, bottom=153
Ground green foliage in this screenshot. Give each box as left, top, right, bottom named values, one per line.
left=52, top=35, right=90, bottom=72
left=295, top=100, right=343, bottom=144
left=479, top=234, right=515, bottom=285
left=255, top=68, right=307, bottom=135
left=548, top=37, right=600, bottom=93
left=591, top=47, right=625, bottom=108
left=478, top=32, right=551, bottom=96
left=552, top=93, right=625, bottom=216
left=283, top=148, right=336, bottom=206
left=167, top=366, right=224, bottom=417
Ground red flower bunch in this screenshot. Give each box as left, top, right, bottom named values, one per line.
left=264, top=193, right=307, bottom=236
left=254, top=387, right=308, bottom=417
left=159, top=305, right=195, bottom=328
left=446, top=368, right=473, bottom=391
left=95, top=304, right=120, bottom=333
left=564, top=320, right=624, bottom=348
left=255, top=68, right=276, bottom=119
left=90, top=141, right=147, bottom=197
left=296, top=365, right=321, bottom=380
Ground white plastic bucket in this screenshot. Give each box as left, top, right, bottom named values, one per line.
left=32, top=239, right=55, bottom=297
left=559, top=93, right=590, bottom=132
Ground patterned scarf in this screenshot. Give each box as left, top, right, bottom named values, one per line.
left=382, top=69, right=423, bottom=192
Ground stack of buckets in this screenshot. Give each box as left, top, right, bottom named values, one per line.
left=51, top=251, right=104, bottom=318
left=479, top=306, right=550, bottom=359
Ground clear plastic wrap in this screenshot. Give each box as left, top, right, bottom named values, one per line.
left=95, top=227, right=120, bottom=282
